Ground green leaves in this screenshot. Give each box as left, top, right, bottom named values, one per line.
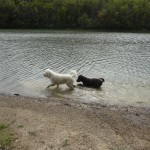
left=0, top=0, right=149, bottom=30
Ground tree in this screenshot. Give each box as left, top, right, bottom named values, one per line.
left=78, top=13, right=92, bottom=28
left=0, top=0, right=149, bottom=30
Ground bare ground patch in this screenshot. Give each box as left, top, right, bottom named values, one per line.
left=0, top=95, right=150, bottom=150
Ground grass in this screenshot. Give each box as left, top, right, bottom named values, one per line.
left=0, top=123, right=13, bottom=149
left=62, top=139, right=70, bottom=147
left=0, top=123, right=8, bottom=130
left=110, top=145, right=125, bottom=150
left=0, top=131, right=12, bottom=149
left=28, top=131, right=37, bottom=136
left=17, top=124, right=24, bottom=128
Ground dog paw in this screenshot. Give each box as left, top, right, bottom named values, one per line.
left=69, top=87, right=74, bottom=90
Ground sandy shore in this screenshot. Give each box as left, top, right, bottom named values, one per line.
left=0, top=94, right=150, bottom=150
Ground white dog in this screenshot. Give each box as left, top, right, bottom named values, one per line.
left=43, top=69, right=77, bottom=89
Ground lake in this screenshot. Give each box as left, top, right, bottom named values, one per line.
left=0, top=30, right=150, bottom=106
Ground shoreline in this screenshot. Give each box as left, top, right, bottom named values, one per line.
left=0, top=28, right=150, bottom=33
left=1, top=91, right=150, bottom=108
left=0, top=94, right=150, bottom=150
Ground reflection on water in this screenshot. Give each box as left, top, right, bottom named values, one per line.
left=0, top=30, right=150, bottom=106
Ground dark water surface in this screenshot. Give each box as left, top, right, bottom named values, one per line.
left=0, top=30, right=150, bottom=106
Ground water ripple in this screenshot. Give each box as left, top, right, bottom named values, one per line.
left=0, top=30, right=150, bottom=105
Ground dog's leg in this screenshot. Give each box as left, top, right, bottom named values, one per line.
left=66, top=83, right=74, bottom=90
left=73, top=85, right=76, bottom=88
left=77, top=83, right=84, bottom=87
left=56, top=84, right=59, bottom=88
left=47, top=83, right=55, bottom=88
left=70, top=86, right=74, bottom=90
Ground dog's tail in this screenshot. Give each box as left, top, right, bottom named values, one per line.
left=69, top=70, right=77, bottom=78
left=99, top=78, right=105, bottom=82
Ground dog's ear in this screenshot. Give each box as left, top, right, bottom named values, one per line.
left=45, top=69, right=49, bottom=72
left=48, top=72, right=52, bottom=78
left=79, top=75, right=83, bottom=78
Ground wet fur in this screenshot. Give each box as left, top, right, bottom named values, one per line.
left=77, top=75, right=104, bottom=88
left=44, top=69, right=77, bottom=89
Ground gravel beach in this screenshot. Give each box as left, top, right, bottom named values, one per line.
left=0, top=94, right=150, bottom=150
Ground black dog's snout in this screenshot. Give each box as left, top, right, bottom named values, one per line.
left=99, top=78, right=105, bottom=82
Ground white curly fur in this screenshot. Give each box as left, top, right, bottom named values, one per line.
left=43, top=69, right=77, bottom=89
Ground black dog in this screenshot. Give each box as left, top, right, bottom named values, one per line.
left=76, top=75, right=105, bottom=88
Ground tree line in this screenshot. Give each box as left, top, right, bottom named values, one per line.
left=0, top=0, right=150, bottom=30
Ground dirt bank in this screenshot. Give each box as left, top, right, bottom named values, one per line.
left=0, top=94, right=150, bottom=150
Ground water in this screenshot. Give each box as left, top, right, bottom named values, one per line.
left=0, top=30, right=150, bottom=106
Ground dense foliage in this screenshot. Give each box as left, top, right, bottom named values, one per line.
left=0, top=0, right=150, bottom=30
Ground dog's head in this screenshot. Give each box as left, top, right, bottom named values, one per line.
left=76, top=75, right=84, bottom=82
left=43, top=69, right=52, bottom=78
